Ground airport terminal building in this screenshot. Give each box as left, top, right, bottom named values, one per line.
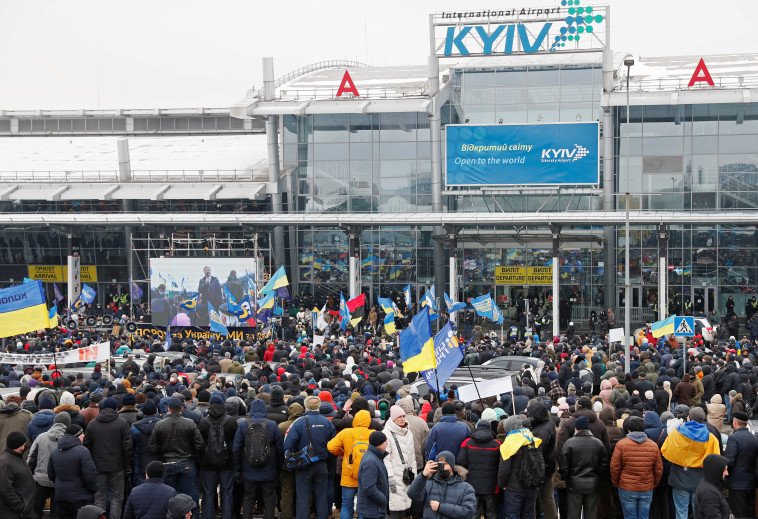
left=2, top=4, right=758, bottom=333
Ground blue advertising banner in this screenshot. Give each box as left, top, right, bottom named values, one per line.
left=445, top=122, right=599, bottom=186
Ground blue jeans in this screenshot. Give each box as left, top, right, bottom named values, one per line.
left=164, top=461, right=198, bottom=510
left=341, top=486, right=358, bottom=519
left=618, top=488, right=653, bottom=519
left=503, top=489, right=536, bottom=519
left=671, top=488, right=695, bottom=519
left=201, top=469, right=234, bottom=519
left=295, top=461, right=329, bottom=519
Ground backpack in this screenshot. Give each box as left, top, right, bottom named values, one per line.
left=205, top=421, right=228, bottom=467
left=518, top=440, right=546, bottom=489
left=244, top=419, right=271, bottom=467
left=346, top=441, right=369, bottom=479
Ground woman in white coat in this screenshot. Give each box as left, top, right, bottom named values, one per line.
left=383, top=405, right=417, bottom=519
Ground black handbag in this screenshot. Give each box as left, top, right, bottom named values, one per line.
left=391, top=432, right=415, bottom=485
left=284, top=417, right=320, bottom=470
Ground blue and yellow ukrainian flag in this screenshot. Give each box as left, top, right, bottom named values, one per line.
left=260, top=266, right=289, bottom=296
left=256, top=292, right=275, bottom=323
left=378, top=297, right=394, bottom=315
left=384, top=313, right=397, bottom=334
left=399, top=307, right=435, bottom=372
left=48, top=306, right=58, bottom=329
left=0, top=280, right=50, bottom=338
left=651, top=315, right=676, bottom=338
left=661, top=421, right=720, bottom=467
left=208, top=302, right=229, bottom=336
left=180, top=294, right=198, bottom=311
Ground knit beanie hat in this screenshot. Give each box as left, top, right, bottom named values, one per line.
left=101, top=397, right=118, bottom=410
left=39, top=397, right=54, bottom=410
left=6, top=431, right=26, bottom=450
left=389, top=405, right=406, bottom=421
left=54, top=412, right=71, bottom=427
left=575, top=415, right=590, bottom=430
left=436, top=450, right=456, bottom=469
left=369, top=431, right=387, bottom=447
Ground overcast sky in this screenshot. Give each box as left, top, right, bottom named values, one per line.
left=1, top=0, right=756, bottom=110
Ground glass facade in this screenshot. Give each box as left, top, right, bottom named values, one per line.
left=613, top=102, right=758, bottom=319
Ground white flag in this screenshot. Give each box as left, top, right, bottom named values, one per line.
left=316, top=304, right=329, bottom=330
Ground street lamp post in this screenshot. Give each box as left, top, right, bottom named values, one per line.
left=624, top=55, right=634, bottom=375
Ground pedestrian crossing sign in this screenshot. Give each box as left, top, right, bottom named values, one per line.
left=674, top=316, right=695, bottom=336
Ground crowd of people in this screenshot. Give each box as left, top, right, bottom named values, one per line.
left=0, top=307, right=756, bottom=519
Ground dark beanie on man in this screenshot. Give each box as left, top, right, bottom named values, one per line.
left=6, top=431, right=26, bottom=450
left=101, top=397, right=118, bottom=410
left=142, top=400, right=158, bottom=416
left=146, top=460, right=164, bottom=479
left=442, top=402, right=456, bottom=415
left=369, top=431, right=387, bottom=447
left=575, top=415, right=590, bottom=430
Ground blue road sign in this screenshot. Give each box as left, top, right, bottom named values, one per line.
left=674, top=316, right=695, bottom=337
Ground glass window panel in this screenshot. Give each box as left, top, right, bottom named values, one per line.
left=495, top=69, right=527, bottom=85
left=417, top=141, right=432, bottom=159
left=349, top=161, right=373, bottom=195
left=462, top=87, right=496, bottom=105
left=719, top=135, right=757, bottom=154
left=380, top=113, right=417, bottom=141
left=312, top=114, right=349, bottom=142
left=313, top=143, right=349, bottom=161
left=462, top=71, right=496, bottom=87
left=379, top=160, right=415, bottom=178
left=462, top=107, right=496, bottom=124
left=642, top=136, right=683, bottom=155
left=560, top=68, right=594, bottom=83
left=496, top=86, right=527, bottom=105
left=527, top=85, right=560, bottom=104
left=527, top=69, right=560, bottom=84
left=349, top=197, right=375, bottom=212
left=313, top=161, right=349, bottom=181
left=379, top=195, right=415, bottom=212
left=349, top=142, right=372, bottom=160
left=691, top=135, right=718, bottom=155
left=349, top=114, right=374, bottom=142
left=380, top=142, right=417, bottom=160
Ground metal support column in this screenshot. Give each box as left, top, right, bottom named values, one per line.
left=602, top=108, right=616, bottom=317
left=447, top=226, right=457, bottom=327
left=263, top=57, right=286, bottom=268
left=658, top=225, right=668, bottom=321
left=551, top=225, right=561, bottom=339
left=348, top=228, right=360, bottom=298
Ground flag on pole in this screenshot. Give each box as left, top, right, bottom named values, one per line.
left=259, top=266, right=289, bottom=296
left=444, top=292, right=467, bottom=314
left=403, top=284, right=411, bottom=307
left=399, top=308, right=435, bottom=373
left=130, top=280, right=143, bottom=301
left=80, top=284, right=97, bottom=305
left=165, top=324, right=172, bottom=351
left=208, top=302, right=229, bottom=336
left=651, top=315, right=676, bottom=338
left=421, top=322, right=464, bottom=389
left=316, top=304, right=329, bottom=330
left=383, top=313, right=397, bottom=334
left=48, top=306, right=59, bottom=329
left=471, top=293, right=504, bottom=324
left=256, top=292, right=275, bottom=323
left=0, top=280, right=50, bottom=338
left=347, top=293, right=366, bottom=327
left=53, top=283, right=64, bottom=304
left=339, top=293, right=350, bottom=331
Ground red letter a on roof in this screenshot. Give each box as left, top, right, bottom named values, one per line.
left=688, top=58, right=714, bottom=87
left=336, top=70, right=360, bottom=97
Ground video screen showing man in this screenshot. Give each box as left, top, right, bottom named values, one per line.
left=195, top=265, right=222, bottom=326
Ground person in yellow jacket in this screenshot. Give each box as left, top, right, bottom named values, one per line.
left=327, top=410, right=373, bottom=519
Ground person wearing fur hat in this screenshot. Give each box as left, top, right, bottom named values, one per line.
left=407, top=450, right=476, bottom=519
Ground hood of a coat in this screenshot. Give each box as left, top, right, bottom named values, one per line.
left=207, top=402, right=226, bottom=419
left=287, top=403, right=304, bottom=420
left=574, top=408, right=597, bottom=423
left=711, top=394, right=722, bottom=404
left=249, top=398, right=267, bottom=419
left=527, top=400, right=549, bottom=425
left=76, top=505, right=107, bottom=519
left=702, top=454, right=728, bottom=486
left=95, top=407, right=119, bottom=423
left=30, top=410, right=55, bottom=428
left=58, top=434, right=83, bottom=451
left=470, top=421, right=495, bottom=442
left=167, top=494, right=196, bottom=519
left=352, top=409, right=371, bottom=429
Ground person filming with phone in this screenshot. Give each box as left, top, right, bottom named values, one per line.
left=407, top=450, right=476, bottom=519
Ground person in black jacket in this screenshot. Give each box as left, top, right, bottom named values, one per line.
left=266, top=386, right=288, bottom=424
left=724, top=411, right=758, bottom=518
left=0, top=432, right=35, bottom=519
left=558, top=415, right=608, bottom=519
left=701, top=365, right=715, bottom=403
left=694, top=454, right=730, bottom=519
left=457, top=419, right=501, bottom=519
left=48, top=425, right=98, bottom=519
left=148, top=398, right=205, bottom=513
left=123, top=461, right=177, bottom=519
left=528, top=401, right=558, bottom=519
left=198, top=394, right=238, bottom=519
left=83, top=397, right=133, bottom=519
left=356, top=432, right=389, bottom=519
left=131, top=400, right=161, bottom=486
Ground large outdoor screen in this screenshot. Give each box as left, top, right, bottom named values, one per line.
left=149, top=258, right=259, bottom=328
left=445, top=122, right=599, bottom=186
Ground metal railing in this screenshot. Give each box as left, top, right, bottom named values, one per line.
left=570, top=305, right=655, bottom=326
left=274, top=60, right=369, bottom=89
left=277, top=86, right=429, bottom=101
left=0, top=169, right=263, bottom=183
left=617, top=74, right=758, bottom=92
